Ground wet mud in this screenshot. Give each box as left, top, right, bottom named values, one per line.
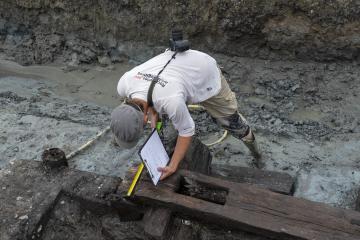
left=1, top=52, right=359, bottom=211
left=1, top=31, right=360, bottom=240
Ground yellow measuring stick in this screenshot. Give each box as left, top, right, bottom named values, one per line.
left=126, top=122, right=162, bottom=197
left=126, top=162, right=144, bottom=196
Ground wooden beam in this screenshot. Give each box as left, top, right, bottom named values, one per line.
left=210, top=164, right=295, bottom=195
left=126, top=134, right=212, bottom=240
left=132, top=170, right=360, bottom=240
left=141, top=174, right=181, bottom=240
left=355, top=188, right=360, bottom=212
left=142, top=208, right=172, bottom=240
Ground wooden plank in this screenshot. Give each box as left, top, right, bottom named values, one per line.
left=143, top=207, right=172, bottom=240
left=141, top=172, right=181, bottom=239
left=139, top=134, right=211, bottom=240
left=211, top=164, right=295, bottom=195
left=132, top=170, right=360, bottom=240
left=168, top=219, right=195, bottom=240
left=356, top=188, right=360, bottom=212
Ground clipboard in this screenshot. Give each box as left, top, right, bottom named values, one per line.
left=138, top=129, right=170, bottom=185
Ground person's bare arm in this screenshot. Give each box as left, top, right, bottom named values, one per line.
left=158, top=135, right=192, bottom=180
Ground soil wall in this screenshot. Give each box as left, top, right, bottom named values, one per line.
left=1, top=0, right=360, bottom=65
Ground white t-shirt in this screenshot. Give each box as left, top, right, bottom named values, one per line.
left=117, top=49, right=221, bottom=137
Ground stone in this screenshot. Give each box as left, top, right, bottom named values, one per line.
left=97, top=55, right=112, bottom=66
left=83, top=48, right=96, bottom=61
left=291, top=84, right=300, bottom=92
left=254, top=87, right=265, bottom=95
left=273, top=118, right=282, bottom=126
left=356, top=189, right=360, bottom=212
left=263, top=114, right=271, bottom=120
left=18, top=215, right=28, bottom=220
left=0, top=18, right=6, bottom=33
left=109, top=48, right=126, bottom=63
left=68, top=52, right=79, bottom=66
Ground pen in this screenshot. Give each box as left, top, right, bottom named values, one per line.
left=143, top=159, right=154, bottom=179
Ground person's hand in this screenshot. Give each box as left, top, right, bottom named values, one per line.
left=148, top=107, right=159, bottom=128
left=158, top=165, right=177, bottom=180
left=143, top=106, right=158, bottom=128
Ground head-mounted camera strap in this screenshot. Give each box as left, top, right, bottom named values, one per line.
left=147, top=51, right=178, bottom=107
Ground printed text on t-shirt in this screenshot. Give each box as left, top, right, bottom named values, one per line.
left=135, top=72, right=168, bottom=87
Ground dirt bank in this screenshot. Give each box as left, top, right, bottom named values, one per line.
left=1, top=0, right=360, bottom=66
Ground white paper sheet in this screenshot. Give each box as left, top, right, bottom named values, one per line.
left=139, top=130, right=169, bottom=185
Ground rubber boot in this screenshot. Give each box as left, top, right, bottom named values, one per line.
left=242, top=132, right=263, bottom=168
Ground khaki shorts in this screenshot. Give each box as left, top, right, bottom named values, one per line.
left=200, top=72, right=238, bottom=119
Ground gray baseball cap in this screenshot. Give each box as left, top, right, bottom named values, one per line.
left=110, top=104, right=144, bottom=149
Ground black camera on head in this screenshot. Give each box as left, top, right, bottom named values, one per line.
left=147, top=30, right=190, bottom=108
left=169, top=30, right=190, bottom=52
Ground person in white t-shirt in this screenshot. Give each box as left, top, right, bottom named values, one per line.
left=111, top=49, right=261, bottom=180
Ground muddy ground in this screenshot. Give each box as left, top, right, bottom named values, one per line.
left=1, top=1, right=360, bottom=239
left=1, top=50, right=359, bottom=211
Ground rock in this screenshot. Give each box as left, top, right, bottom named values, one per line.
left=328, top=64, right=337, bottom=71
left=109, top=48, right=126, bottom=63
left=68, top=53, right=79, bottom=67
left=104, top=65, right=114, bottom=71
left=18, top=215, right=28, bottom=220
left=0, top=91, right=26, bottom=102
left=291, top=84, right=300, bottom=92
left=4, top=34, right=23, bottom=46
left=48, top=34, right=62, bottom=47
left=254, top=87, right=265, bottom=95
left=274, top=119, right=282, bottom=126
left=97, top=55, right=112, bottom=66
left=83, top=48, right=96, bottom=61
left=39, top=14, right=50, bottom=24
left=0, top=18, right=6, bottom=33
left=305, top=87, right=318, bottom=94
left=263, top=114, right=271, bottom=120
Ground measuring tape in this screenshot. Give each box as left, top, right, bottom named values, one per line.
left=126, top=121, right=163, bottom=196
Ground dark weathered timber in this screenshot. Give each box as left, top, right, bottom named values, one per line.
left=142, top=208, right=173, bottom=239
left=167, top=218, right=195, bottom=240
left=355, top=189, right=360, bottom=212
left=132, top=170, right=360, bottom=240
left=118, top=166, right=170, bottom=238
left=140, top=174, right=180, bottom=240
left=162, top=123, right=212, bottom=175
left=41, top=148, right=68, bottom=169
left=211, top=164, right=295, bottom=195
left=0, top=160, right=124, bottom=240
left=108, top=194, right=144, bottom=221
left=139, top=131, right=212, bottom=240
